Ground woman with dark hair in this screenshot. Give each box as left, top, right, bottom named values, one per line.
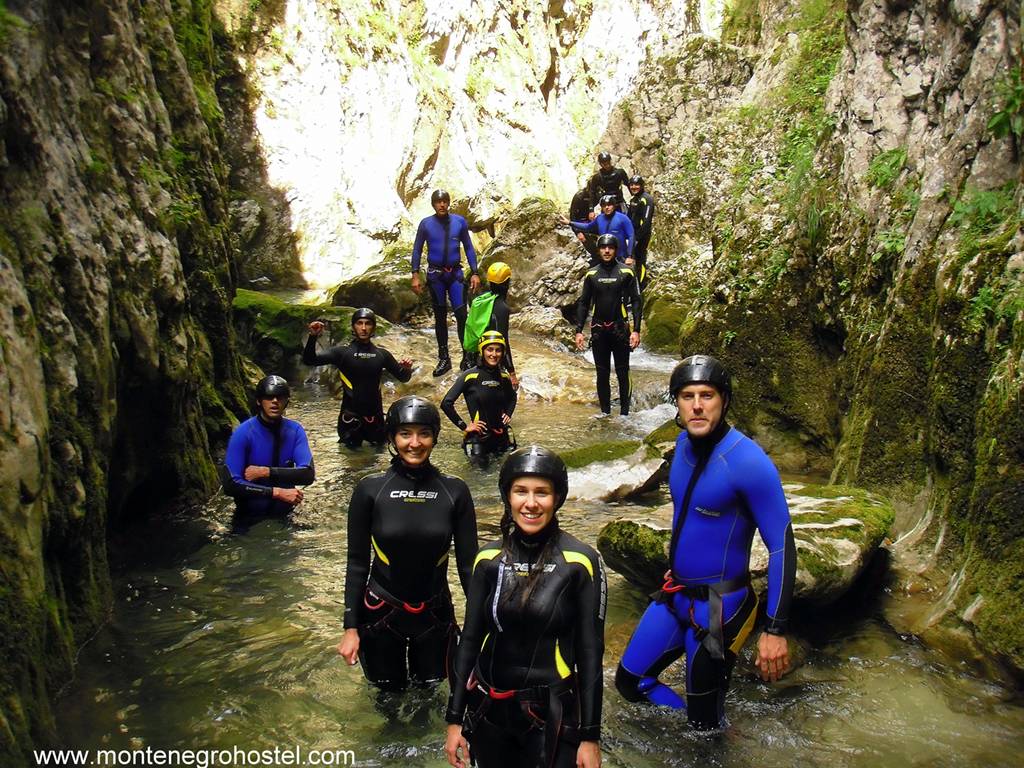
left=444, top=446, right=606, bottom=768
left=337, top=395, right=478, bottom=691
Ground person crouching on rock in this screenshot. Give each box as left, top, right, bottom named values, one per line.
left=445, top=446, right=606, bottom=768
left=442, top=331, right=518, bottom=469
left=615, top=355, right=795, bottom=730
left=337, top=396, right=478, bottom=691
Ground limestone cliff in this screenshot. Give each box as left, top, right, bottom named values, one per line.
left=605, top=0, right=1022, bottom=675
left=220, top=0, right=716, bottom=287
left=0, top=0, right=251, bottom=760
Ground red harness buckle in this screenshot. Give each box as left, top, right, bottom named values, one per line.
left=487, top=687, right=516, bottom=700
left=403, top=601, right=426, bottom=614
left=661, top=570, right=685, bottom=594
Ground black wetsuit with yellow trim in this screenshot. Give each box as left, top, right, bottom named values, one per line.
left=575, top=259, right=642, bottom=415
left=627, top=190, right=655, bottom=288
left=441, top=362, right=518, bottom=466
left=303, top=335, right=412, bottom=446
left=344, top=457, right=478, bottom=690
left=446, top=522, right=607, bottom=768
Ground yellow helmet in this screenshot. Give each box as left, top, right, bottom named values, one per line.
left=486, top=261, right=512, bottom=285
left=478, top=330, right=507, bottom=354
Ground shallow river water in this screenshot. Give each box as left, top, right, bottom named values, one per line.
left=55, top=329, right=1024, bottom=767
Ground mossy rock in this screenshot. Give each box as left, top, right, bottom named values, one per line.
left=561, top=440, right=642, bottom=468
left=597, top=520, right=670, bottom=590
left=232, top=289, right=390, bottom=373
left=643, top=417, right=682, bottom=452
left=599, top=483, right=895, bottom=606
left=331, top=241, right=430, bottom=321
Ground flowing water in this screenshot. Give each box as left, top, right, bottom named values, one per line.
left=55, top=328, right=1024, bottom=767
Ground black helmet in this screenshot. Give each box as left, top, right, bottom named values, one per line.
left=599, top=194, right=617, bottom=207
left=597, top=151, right=612, bottom=163
left=351, top=307, right=376, bottom=327
left=669, top=355, right=732, bottom=400
left=499, top=445, right=569, bottom=511
left=628, top=175, right=644, bottom=189
left=255, top=374, right=290, bottom=401
left=596, top=233, right=618, bottom=249
left=386, top=395, right=441, bottom=437
left=430, top=189, right=451, bottom=205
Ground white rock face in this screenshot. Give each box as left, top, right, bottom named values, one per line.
left=235, top=0, right=723, bottom=287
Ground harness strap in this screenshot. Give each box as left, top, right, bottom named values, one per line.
left=467, top=677, right=575, bottom=768
left=365, top=579, right=442, bottom=616
left=657, top=573, right=751, bottom=661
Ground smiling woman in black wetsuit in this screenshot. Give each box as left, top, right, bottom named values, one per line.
left=336, top=396, right=478, bottom=691
left=444, top=446, right=606, bottom=768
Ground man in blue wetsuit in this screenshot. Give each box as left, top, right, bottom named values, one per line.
left=615, top=355, right=795, bottom=730
left=560, top=194, right=634, bottom=264
left=411, top=189, right=481, bottom=377
left=221, top=375, right=315, bottom=518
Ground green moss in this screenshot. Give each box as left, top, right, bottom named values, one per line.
left=596, top=520, right=669, bottom=590
left=721, top=0, right=762, bottom=47
left=643, top=418, right=681, bottom=448
left=795, top=545, right=844, bottom=589
left=0, top=0, right=27, bottom=43
left=233, top=288, right=375, bottom=352
left=560, top=440, right=641, bottom=469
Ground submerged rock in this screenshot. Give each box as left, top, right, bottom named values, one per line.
left=598, top=483, right=895, bottom=606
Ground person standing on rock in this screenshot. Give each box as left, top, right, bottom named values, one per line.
left=626, top=175, right=655, bottom=290
left=412, top=189, right=481, bottom=376
left=220, top=375, right=314, bottom=519
left=588, top=150, right=630, bottom=210
left=303, top=309, right=413, bottom=448
left=574, top=234, right=641, bottom=416
left=559, top=194, right=634, bottom=264
left=462, top=261, right=519, bottom=387
left=615, top=355, right=795, bottom=730
left=570, top=184, right=599, bottom=261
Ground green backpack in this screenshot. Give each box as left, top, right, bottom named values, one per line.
left=462, top=292, right=498, bottom=353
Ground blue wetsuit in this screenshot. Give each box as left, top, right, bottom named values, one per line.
left=616, top=424, right=795, bottom=729
left=569, top=211, right=634, bottom=263
left=412, top=213, right=479, bottom=360
left=221, top=415, right=314, bottom=517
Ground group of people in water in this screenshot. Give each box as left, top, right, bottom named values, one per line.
left=220, top=153, right=794, bottom=768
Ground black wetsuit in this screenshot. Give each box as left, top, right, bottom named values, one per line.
left=344, top=457, right=478, bottom=690
left=569, top=189, right=597, bottom=260
left=441, top=362, right=518, bottom=466
left=627, top=191, right=655, bottom=288
left=446, top=522, right=607, bottom=768
left=588, top=167, right=629, bottom=209
left=303, top=335, right=412, bottom=446
left=575, top=260, right=642, bottom=415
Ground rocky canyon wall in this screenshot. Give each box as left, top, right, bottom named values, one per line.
left=0, top=0, right=252, bottom=761
left=220, top=0, right=720, bottom=287
left=605, top=0, right=1022, bottom=675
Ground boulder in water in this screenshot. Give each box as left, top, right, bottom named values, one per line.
left=330, top=242, right=430, bottom=322
left=598, top=483, right=895, bottom=606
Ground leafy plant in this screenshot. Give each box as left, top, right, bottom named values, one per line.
left=967, top=286, right=997, bottom=333
left=949, top=184, right=1019, bottom=257
left=988, top=67, right=1024, bottom=141
left=874, top=228, right=906, bottom=261
left=865, top=148, right=907, bottom=190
